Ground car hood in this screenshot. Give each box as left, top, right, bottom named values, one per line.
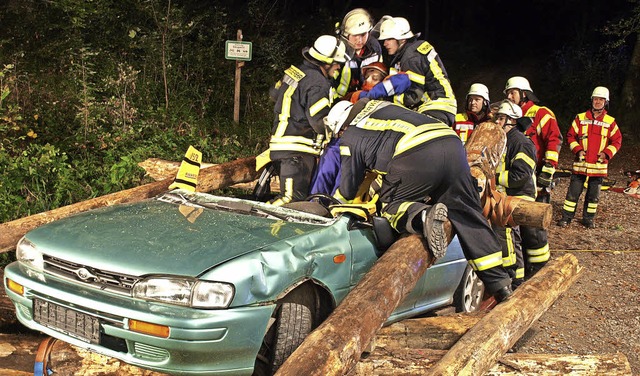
left=25, top=194, right=330, bottom=277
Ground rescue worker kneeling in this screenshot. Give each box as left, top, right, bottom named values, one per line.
left=326, top=99, right=513, bottom=302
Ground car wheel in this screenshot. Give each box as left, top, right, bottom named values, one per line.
left=253, top=301, right=314, bottom=376
left=454, top=265, right=485, bottom=313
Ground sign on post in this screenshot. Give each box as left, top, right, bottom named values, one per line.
left=225, top=40, right=252, bottom=61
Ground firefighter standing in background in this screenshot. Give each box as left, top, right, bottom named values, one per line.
left=377, top=17, right=457, bottom=126
left=326, top=99, right=514, bottom=303
left=504, top=76, right=562, bottom=277
left=454, top=83, right=492, bottom=145
left=334, top=8, right=383, bottom=99
left=268, top=35, right=348, bottom=206
left=494, top=101, right=538, bottom=289
left=557, top=86, right=622, bottom=228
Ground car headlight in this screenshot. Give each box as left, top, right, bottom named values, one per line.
left=16, top=237, right=44, bottom=271
left=132, top=277, right=234, bottom=309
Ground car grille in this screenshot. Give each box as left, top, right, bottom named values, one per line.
left=44, top=255, right=140, bottom=295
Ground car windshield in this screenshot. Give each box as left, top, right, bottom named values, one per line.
left=157, top=190, right=335, bottom=225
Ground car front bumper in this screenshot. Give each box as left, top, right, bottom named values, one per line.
left=4, top=262, right=275, bottom=375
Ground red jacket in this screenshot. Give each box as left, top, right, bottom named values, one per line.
left=567, top=109, right=622, bottom=177
left=453, top=111, right=490, bottom=145
left=520, top=101, right=563, bottom=169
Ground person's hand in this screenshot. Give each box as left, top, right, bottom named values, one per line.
left=577, top=150, right=586, bottom=162
left=597, top=152, right=607, bottom=163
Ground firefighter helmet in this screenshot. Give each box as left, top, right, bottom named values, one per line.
left=342, top=8, right=373, bottom=36
left=591, top=86, right=610, bottom=101
left=467, top=83, right=490, bottom=102
left=497, top=100, right=523, bottom=119
left=378, top=17, right=414, bottom=40
left=307, top=35, right=348, bottom=64
left=503, top=76, right=533, bottom=93
left=324, top=101, right=353, bottom=135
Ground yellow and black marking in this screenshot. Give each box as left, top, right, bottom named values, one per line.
left=169, top=146, right=202, bottom=192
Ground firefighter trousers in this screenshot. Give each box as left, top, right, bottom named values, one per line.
left=561, top=174, right=602, bottom=221
left=269, top=153, right=316, bottom=206
left=379, top=137, right=511, bottom=294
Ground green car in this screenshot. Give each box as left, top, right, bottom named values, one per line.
left=4, top=189, right=483, bottom=375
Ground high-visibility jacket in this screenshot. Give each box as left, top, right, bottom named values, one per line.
left=334, top=100, right=458, bottom=201
left=270, top=60, right=333, bottom=159
left=567, top=109, right=622, bottom=177
left=496, top=127, right=537, bottom=200
left=520, top=101, right=562, bottom=168
left=335, top=38, right=383, bottom=98
left=453, top=111, right=491, bottom=145
left=387, top=39, right=457, bottom=116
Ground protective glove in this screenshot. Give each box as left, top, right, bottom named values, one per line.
left=537, top=162, right=555, bottom=188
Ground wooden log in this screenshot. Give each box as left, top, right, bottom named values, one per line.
left=425, top=253, right=582, bottom=376
left=275, top=234, right=440, bottom=376
left=351, top=348, right=632, bottom=375
left=465, top=121, right=552, bottom=229
left=0, top=157, right=257, bottom=254
left=138, top=157, right=280, bottom=192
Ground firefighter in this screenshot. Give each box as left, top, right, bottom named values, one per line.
left=557, top=86, right=622, bottom=228
left=326, top=99, right=514, bottom=302
left=377, top=17, right=457, bottom=126
left=504, top=76, right=561, bottom=277
left=494, top=101, right=537, bottom=289
left=334, top=8, right=384, bottom=99
left=268, top=35, right=348, bottom=206
left=454, top=83, right=492, bottom=145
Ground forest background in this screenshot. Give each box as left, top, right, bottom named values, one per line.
left=2, top=0, right=640, bottom=264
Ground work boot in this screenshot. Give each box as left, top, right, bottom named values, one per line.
left=556, top=218, right=571, bottom=227
left=421, top=203, right=449, bottom=260
left=493, top=285, right=513, bottom=303
left=581, top=218, right=595, bottom=229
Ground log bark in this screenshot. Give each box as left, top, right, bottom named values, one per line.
left=351, top=348, right=632, bottom=375
left=425, top=253, right=582, bottom=376
left=465, top=121, right=552, bottom=229
left=0, top=157, right=257, bottom=254
left=275, top=234, right=439, bottom=376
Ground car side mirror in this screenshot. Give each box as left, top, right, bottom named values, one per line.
left=372, top=216, right=397, bottom=255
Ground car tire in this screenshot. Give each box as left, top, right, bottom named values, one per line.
left=270, top=302, right=313, bottom=373
left=454, top=265, right=485, bottom=313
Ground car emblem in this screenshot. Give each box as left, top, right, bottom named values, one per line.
left=76, top=267, right=99, bottom=282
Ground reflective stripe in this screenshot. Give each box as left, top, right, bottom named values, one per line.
left=275, top=85, right=298, bottom=137
left=469, top=251, right=503, bottom=271
left=563, top=199, right=577, bottom=213
left=515, top=268, right=525, bottom=279
left=270, top=135, right=320, bottom=155
left=406, top=70, right=425, bottom=85
left=497, top=171, right=509, bottom=187
left=545, top=150, right=559, bottom=163
left=515, top=152, right=537, bottom=170
left=309, top=97, right=330, bottom=117
left=586, top=202, right=598, bottom=214
left=502, top=227, right=516, bottom=267
left=383, top=80, right=395, bottom=95
left=526, top=243, right=550, bottom=263
left=336, top=64, right=352, bottom=97
left=383, top=201, right=414, bottom=231
left=417, top=98, right=458, bottom=115
left=394, top=127, right=457, bottom=157
left=339, top=145, right=351, bottom=156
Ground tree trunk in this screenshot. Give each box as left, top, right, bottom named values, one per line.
left=351, top=349, right=632, bottom=375
left=425, top=253, right=582, bottom=376
left=275, top=234, right=441, bottom=376
left=620, top=33, right=640, bottom=135
left=0, top=157, right=257, bottom=254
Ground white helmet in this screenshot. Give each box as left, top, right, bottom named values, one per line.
left=591, top=86, right=610, bottom=101
left=307, top=35, right=348, bottom=64
left=503, top=76, right=533, bottom=94
left=378, top=17, right=414, bottom=40
left=342, top=8, right=373, bottom=36
left=324, top=101, right=353, bottom=135
left=497, top=100, right=522, bottom=119
left=467, top=83, right=490, bottom=102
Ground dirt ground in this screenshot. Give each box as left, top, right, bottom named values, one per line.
left=510, top=140, right=640, bottom=374
left=1, top=141, right=639, bottom=374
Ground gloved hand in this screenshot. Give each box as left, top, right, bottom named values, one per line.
left=576, top=150, right=586, bottom=162
left=537, top=162, right=555, bottom=188
left=597, top=152, right=607, bottom=163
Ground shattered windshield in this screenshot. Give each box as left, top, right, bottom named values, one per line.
left=157, top=190, right=335, bottom=225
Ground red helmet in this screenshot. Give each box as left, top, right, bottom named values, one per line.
left=361, top=62, right=389, bottom=78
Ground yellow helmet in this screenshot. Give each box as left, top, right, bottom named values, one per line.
left=378, top=17, right=414, bottom=40
left=342, top=8, right=373, bottom=36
